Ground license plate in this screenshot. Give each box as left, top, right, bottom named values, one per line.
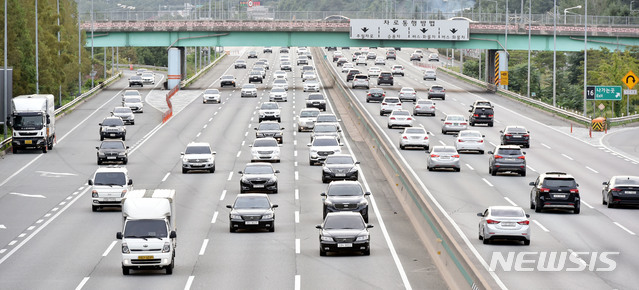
left=104, top=198, right=116, bottom=202
left=454, top=123, right=459, bottom=126
left=110, top=133, right=115, bottom=137
left=245, top=221, right=259, bottom=225
left=481, top=115, right=486, bottom=117
left=25, top=140, right=32, bottom=145
left=554, top=194, right=566, bottom=198
left=513, top=135, right=521, bottom=138
left=253, top=185, right=264, bottom=188
left=337, top=243, right=353, bottom=248
left=107, top=157, right=116, bottom=160
left=138, top=255, right=154, bottom=260
left=501, top=222, right=516, bottom=227
left=441, top=157, right=450, bottom=160
left=625, top=191, right=636, bottom=194
left=336, top=173, right=346, bottom=177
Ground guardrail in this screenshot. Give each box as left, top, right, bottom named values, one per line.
left=0, top=72, right=122, bottom=150
left=181, top=53, right=226, bottom=87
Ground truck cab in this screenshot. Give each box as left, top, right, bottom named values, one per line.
left=10, top=94, right=56, bottom=153
left=88, top=166, right=132, bottom=212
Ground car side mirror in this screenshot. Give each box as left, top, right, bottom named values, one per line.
left=275, top=170, right=280, bottom=173
left=226, top=205, right=232, bottom=208
left=212, top=151, right=217, bottom=155
left=482, top=135, right=485, bottom=137
left=238, top=171, right=243, bottom=174
left=320, top=193, right=327, bottom=197
left=440, top=119, right=444, bottom=121
left=529, top=182, right=535, bottom=186
left=249, top=145, right=253, bottom=147
left=96, top=146, right=99, bottom=150
left=98, top=123, right=102, bottom=126
left=272, top=204, right=279, bottom=208
left=499, top=130, right=503, bottom=133
left=254, top=128, right=258, bottom=130
left=487, top=151, right=493, bottom=154
left=355, top=161, right=360, bottom=164
left=281, top=128, right=285, bottom=130
left=180, top=152, right=184, bottom=156
left=315, top=225, right=322, bottom=229
left=367, top=225, right=374, bottom=228
left=525, top=214, right=530, bottom=218
left=128, top=179, right=133, bottom=185
left=468, top=110, right=472, bottom=112
left=116, top=232, right=122, bottom=239
left=307, top=144, right=312, bottom=147
left=476, top=213, right=484, bottom=217
left=339, top=143, right=344, bottom=146
left=602, top=182, right=608, bottom=185
left=365, top=192, right=371, bottom=196
left=170, top=231, right=177, bottom=238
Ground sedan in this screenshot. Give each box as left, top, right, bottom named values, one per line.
left=272, top=78, right=289, bottom=91
left=478, top=206, right=530, bottom=245
left=238, top=163, right=279, bottom=194
left=500, top=126, right=530, bottom=148
left=248, top=71, right=263, bottom=83
left=273, top=70, right=287, bottom=80
left=201, top=89, right=221, bottom=103
left=315, top=113, right=341, bottom=131
left=122, top=96, right=143, bottom=113
left=341, top=62, right=354, bottom=73
left=316, top=212, right=373, bottom=256
left=366, top=88, right=386, bottom=103
left=302, top=71, right=317, bottom=82
left=96, top=140, right=129, bottom=164
left=410, top=53, right=421, bottom=61
left=220, top=75, right=236, bottom=87
left=297, top=108, right=320, bottom=132
left=128, top=75, right=143, bottom=87
left=112, top=106, right=135, bottom=125
left=399, top=127, right=429, bottom=150
left=455, top=130, right=485, bottom=154
left=321, top=181, right=371, bottom=221
left=227, top=193, right=277, bottom=232
left=413, top=99, right=436, bottom=116
left=255, top=121, right=284, bottom=143
left=398, top=87, right=417, bottom=102
left=423, top=69, right=436, bottom=81
left=250, top=137, right=281, bottom=162
left=427, top=85, right=446, bottom=100
left=374, top=57, right=386, bottom=65
left=234, top=59, right=247, bottom=69
left=602, top=176, right=639, bottom=208
left=303, top=79, right=321, bottom=92
left=269, top=87, right=288, bottom=102
left=321, top=154, right=360, bottom=183
left=311, top=123, right=340, bottom=143
left=367, top=66, right=381, bottom=77
left=247, top=51, right=258, bottom=58
left=241, top=84, right=258, bottom=98
left=308, top=136, right=342, bottom=165
left=427, top=146, right=461, bottom=172
left=280, top=61, right=292, bottom=71
left=441, top=115, right=468, bottom=135
left=141, top=72, right=155, bottom=84
left=387, top=109, right=414, bottom=129
left=336, top=57, right=348, bottom=67
left=305, top=93, right=326, bottom=111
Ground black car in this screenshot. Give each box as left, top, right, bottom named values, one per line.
left=279, top=47, right=289, bottom=53
left=410, top=53, right=421, bottom=61
left=99, top=116, right=126, bottom=141
left=321, top=181, right=370, bottom=222
left=305, top=93, right=327, bottom=111
left=530, top=172, right=580, bottom=214
left=427, top=85, right=446, bottom=100
left=366, top=88, right=385, bottom=102
left=326, top=47, right=337, bottom=51
left=366, top=52, right=377, bottom=60
left=377, top=71, right=394, bottom=86
left=346, top=69, right=361, bottom=82
left=501, top=126, right=530, bottom=148
left=234, top=60, right=247, bottom=69
left=602, top=176, right=639, bottom=208
left=248, top=71, right=263, bottom=83
left=248, top=51, right=258, bottom=58
left=227, top=193, right=277, bottom=232
left=239, top=163, right=279, bottom=194
left=128, top=75, right=143, bottom=87
left=322, top=154, right=359, bottom=183
left=96, top=140, right=129, bottom=165
left=263, top=47, right=272, bottom=53
left=468, top=105, right=494, bottom=127
left=220, top=75, right=236, bottom=87
left=316, top=212, right=373, bottom=256
left=255, top=121, right=284, bottom=143
left=488, top=145, right=526, bottom=176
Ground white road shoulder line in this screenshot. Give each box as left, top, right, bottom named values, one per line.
left=102, top=240, right=117, bottom=257
left=613, top=222, right=636, bottom=235
left=482, top=178, right=494, bottom=187
left=561, top=153, right=574, bottom=160
left=199, top=239, right=209, bottom=255
left=184, top=276, right=195, bottom=290
left=75, top=277, right=90, bottom=290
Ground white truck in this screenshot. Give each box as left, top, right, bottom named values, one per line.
left=9, top=94, right=56, bottom=153
left=116, top=189, right=177, bottom=275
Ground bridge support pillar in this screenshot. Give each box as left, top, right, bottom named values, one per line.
left=167, top=47, right=184, bottom=90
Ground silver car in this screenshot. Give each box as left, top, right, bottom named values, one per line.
left=112, top=106, right=135, bottom=125
left=441, top=115, right=468, bottom=134
left=311, top=123, right=341, bottom=143
left=297, top=108, right=320, bottom=132
left=122, top=96, right=143, bottom=113
left=387, top=109, right=414, bottom=129
left=303, top=80, right=321, bottom=92
left=413, top=99, right=436, bottom=116
left=121, top=89, right=141, bottom=102
left=269, top=87, right=288, bottom=102
left=455, top=130, right=485, bottom=154
left=477, top=206, right=531, bottom=245
left=315, top=113, right=341, bottom=131
left=141, top=72, right=155, bottom=84
left=398, top=87, right=417, bottom=102
left=399, top=127, right=429, bottom=150
left=258, top=102, right=281, bottom=122
left=181, top=142, right=216, bottom=173
left=423, top=69, right=436, bottom=81
left=302, top=71, right=317, bottom=82
left=272, top=78, right=289, bottom=91
left=202, top=89, right=221, bottom=103
left=307, top=136, right=342, bottom=165
left=427, top=146, right=460, bottom=172
left=250, top=137, right=281, bottom=163
left=241, top=84, right=258, bottom=98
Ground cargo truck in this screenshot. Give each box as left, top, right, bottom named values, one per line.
left=116, top=189, right=177, bottom=275
left=8, top=94, right=56, bottom=153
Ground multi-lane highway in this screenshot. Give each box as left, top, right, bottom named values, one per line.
left=0, top=45, right=637, bottom=290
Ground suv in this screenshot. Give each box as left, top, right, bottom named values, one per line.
left=248, top=71, right=263, bottom=83
left=321, top=181, right=371, bottom=222
left=255, top=121, right=285, bottom=143
left=488, top=145, right=526, bottom=176
left=99, top=116, right=126, bottom=141
left=306, top=93, right=327, bottom=111
left=386, top=50, right=397, bottom=60
left=379, top=97, right=402, bottom=116
left=468, top=105, right=494, bottom=127
left=263, top=47, right=272, bottom=53
left=529, top=172, right=581, bottom=214
left=346, top=69, right=361, bottom=82
left=377, top=71, right=394, bottom=86
left=241, top=84, right=258, bottom=97
left=308, top=136, right=342, bottom=165
left=258, top=102, right=281, bottom=122
left=352, top=74, right=370, bottom=89
left=181, top=142, right=216, bottom=173
left=88, top=166, right=133, bottom=212
left=500, top=126, right=530, bottom=148
left=220, top=75, right=236, bottom=87
left=96, top=140, right=129, bottom=165
left=427, top=85, right=446, bottom=100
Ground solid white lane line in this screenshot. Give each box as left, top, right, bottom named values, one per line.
left=295, top=239, right=301, bottom=254
left=482, top=178, right=494, bottom=187
left=199, top=239, right=209, bottom=255
left=294, top=275, right=301, bottom=290
left=586, top=166, right=599, bottom=174
left=532, top=220, right=550, bottom=232
left=295, top=211, right=300, bottom=223
left=75, top=277, right=90, bottom=290
left=561, top=153, right=574, bottom=160
left=220, top=190, right=227, bottom=201
left=211, top=211, right=219, bottom=224
left=184, top=276, right=195, bottom=290
left=465, top=164, right=474, bottom=170
left=103, top=240, right=117, bottom=257
left=541, top=143, right=551, bottom=149
left=613, top=222, right=636, bottom=235
left=295, top=189, right=299, bottom=200
left=227, top=172, right=233, bottom=181
left=503, top=197, right=517, bottom=206
left=526, top=165, right=537, bottom=172
left=581, top=200, right=594, bottom=209
left=161, top=172, right=171, bottom=182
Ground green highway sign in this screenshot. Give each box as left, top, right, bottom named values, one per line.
left=586, top=86, right=622, bottom=101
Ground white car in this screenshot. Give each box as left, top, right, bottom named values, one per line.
left=297, top=55, right=309, bottom=65
left=181, top=142, right=216, bottom=173
left=303, top=79, right=321, bottom=92
left=380, top=97, right=402, bottom=116
left=269, top=87, right=288, bottom=102
left=367, top=66, right=381, bottom=77
left=387, top=109, right=414, bottom=129
left=391, top=64, right=405, bottom=76
left=455, top=130, right=485, bottom=154
left=258, top=58, right=270, bottom=70
left=374, top=57, right=386, bottom=65
left=398, top=87, right=417, bottom=102
left=341, top=62, right=354, bottom=73
left=202, top=89, right=221, bottom=103
left=315, top=113, right=341, bottom=131
left=307, top=136, right=342, bottom=165
left=121, top=89, right=141, bottom=102
left=88, top=166, right=132, bottom=211
left=355, top=55, right=367, bottom=66
left=136, top=68, right=147, bottom=75
left=272, top=78, right=289, bottom=91
left=280, top=61, right=292, bottom=71
left=250, top=137, right=281, bottom=163
left=478, top=206, right=531, bottom=245
left=258, top=102, right=281, bottom=122
left=297, top=108, right=321, bottom=132
left=141, top=72, right=155, bottom=84
left=441, top=114, right=468, bottom=134
left=241, top=84, right=257, bottom=98
left=399, top=127, right=429, bottom=150
left=423, top=69, right=437, bottom=81
left=273, top=70, right=288, bottom=80
left=122, top=96, right=143, bottom=113
left=302, top=71, right=317, bottom=82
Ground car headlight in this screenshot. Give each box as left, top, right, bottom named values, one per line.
left=230, top=214, right=242, bottom=219
left=262, top=213, right=273, bottom=219
left=122, top=242, right=130, bottom=253
left=324, top=200, right=334, bottom=206
left=310, top=149, right=318, bottom=154
left=206, top=157, right=213, bottom=163
left=92, top=191, right=99, bottom=198
left=334, top=148, right=342, bottom=154
left=240, top=177, right=249, bottom=183
left=322, top=167, right=331, bottom=173
left=98, top=152, right=106, bottom=157
left=358, top=200, right=369, bottom=207
left=118, top=152, right=127, bottom=156
left=321, top=236, right=333, bottom=242
left=162, top=242, right=171, bottom=253
left=268, top=177, right=277, bottom=183
left=348, top=166, right=358, bottom=173
left=182, top=157, right=188, bottom=163
left=356, top=235, right=369, bottom=241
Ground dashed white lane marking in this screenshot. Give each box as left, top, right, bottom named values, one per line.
left=561, top=153, right=574, bottom=160
left=103, top=241, right=117, bottom=257
left=295, top=189, right=299, bottom=200
left=294, top=275, right=301, bottom=290
left=0, top=225, right=6, bottom=229
left=465, top=164, right=474, bottom=170
left=503, top=197, right=517, bottom=206
left=586, top=166, right=599, bottom=174
left=295, top=171, right=299, bottom=181
left=18, top=233, right=25, bottom=238
left=8, top=241, right=16, bottom=246
left=541, top=143, right=551, bottom=149
left=527, top=165, right=537, bottom=172
left=196, top=132, right=201, bottom=138
left=295, top=239, right=301, bottom=254
left=27, top=226, right=35, bottom=231
left=0, top=249, right=6, bottom=254
left=532, top=220, right=550, bottom=232
left=184, top=276, right=195, bottom=290
left=209, top=117, right=213, bottom=122
left=75, top=277, right=90, bottom=290
left=162, top=172, right=171, bottom=182
left=241, top=140, right=245, bottom=146
left=295, top=211, right=300, bottom=223
left=482, top=178, right=494, bottom=187
left=211, top=211, right=219, bottom=224
left=581, top=200, right=594, bottom=209
left=227, top=172, right=233, bottom=181
left=613, top=222, right=636, bottom=235
left=294, top=150, right=298, bottom=157
left=220, top=190, right=227, bottom=201
left=199, top=239, right=209, bottom=255
left=202, top=124, right=207, bottom=129
left=236, top=151, right=241, bottom=158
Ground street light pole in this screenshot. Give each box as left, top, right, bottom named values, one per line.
left=552, top=0, right=557, bottom=107
left=91, top=0, right=94, bottom=88
left=4, top=0, right=7, bottom=140
left=564, top=5, right=582, bottom=24
left=35, top=0, right=39, bottom=93
left=527, top=0, right=531, bottom=98
left=583, top=0, right=588, bottom=116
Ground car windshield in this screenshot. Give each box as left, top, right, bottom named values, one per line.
left=300, top=110, right=319, bottom=118
left=490, top=208, right=524, bottom=218
left=113, top=107, right=132, bottom=114
left=124, top=219, right=167, bottom=238
left=271, top=88, right=286, bottom=93
left=405, top=128, right=425, bottom=134
left=234, top=196, right=271, bottom=209
left=102, top=118, right=123, bottom=126
left=244, top=165, right=274, bottom=174
left=317, top=115, right=337, bottom=122
left=142, top=73, right=153, bottom=77
left=496, top=148, right=522, bottom=156
left=328, top=184, right=363, bottom=196
left=250, top=71, right=261, bottom=76
left=475, top=101, right=491, bottom=106
left=261, top=103, right=278, bottom=110
left=324, top=215, right=365, bottom=230
left=124, top=97, right=141, bottom=103
left=433, top=147, right=456, bottom=153
left=185, top=145, right=211, bottom=154
left=392, top=111, right=410, bottom=116
left=543, top=178, right=577, bottom=187
left=259, top=123, right=280, bottom=130
left=506, top=127, right=527, bottom=133
left=236, top=60, right=245, bottom=63
left=446, top=115, right=464, bottom=121
left=94, top=172, right=126, bottom=186
left=308, top=94, right=324, bottom=100
left=243, top=84, right=256, bottom=89
left=204, top=89, right=219, bottom=94
left=314, top=124, right=337, bottom=133
left=384, top=98, right=400, bottom=103
left=274, top=79, right=286, bottom=84
left=313, top=138, right=339, bottom=146
left=129, top=76, right=141, bottom=80
left=325, top=156, right=354, bottom=164
left=100, top=141, right=125, bottom=149
left=254, top=139, right=278, bottom=147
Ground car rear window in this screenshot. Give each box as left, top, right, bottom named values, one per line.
left=506, top=127, right=527, bottom=133
left=496, top=148, right=522, bottom=155
left=614, top=177, right=639, bottom=185
left=543, top=178, right=577, bottom=188
left=491, top=208, right=524, bottom=217
left=354, top=75, right=368, bottom=80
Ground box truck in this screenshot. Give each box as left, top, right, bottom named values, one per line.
left=9, top=94, right=56, bottom=153
left=116, top=189, right=176, bottom=275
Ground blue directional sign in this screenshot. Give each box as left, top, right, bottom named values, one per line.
left=586, top=86, right=622, bottom=101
